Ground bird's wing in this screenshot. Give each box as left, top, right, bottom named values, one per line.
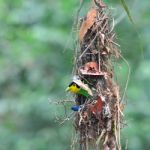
left=73, top=79, right=93, bottom=96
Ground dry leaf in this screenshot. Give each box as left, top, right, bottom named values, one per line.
left=79, top=8, right=97, bottom=42
left=100, top=33, right=105, bottom=45
left=84, top=61, right=99, bottom=72
left=80, top=61, right=101, bottom=76
left=90, top=97, right=103, bottom=114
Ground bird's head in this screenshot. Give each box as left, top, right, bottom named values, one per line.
left=66, top=82, right=80, bottom=93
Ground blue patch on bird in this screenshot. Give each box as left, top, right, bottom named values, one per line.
left=71, top=105, right=80, bottom=111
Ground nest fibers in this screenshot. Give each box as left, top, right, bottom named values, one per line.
left=71, top=1, right=125, bottom=150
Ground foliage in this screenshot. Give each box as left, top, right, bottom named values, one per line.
left=119, top=0, right=134, bottom=23
left=0, top=0, right=150, bottom=150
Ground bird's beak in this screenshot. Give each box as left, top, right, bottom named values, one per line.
left=65, top=87, right=70, bottom=92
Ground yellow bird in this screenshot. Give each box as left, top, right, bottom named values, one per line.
left=66, top=82, right=80, bottom=93
left=66, top=80, right=93, bottom=98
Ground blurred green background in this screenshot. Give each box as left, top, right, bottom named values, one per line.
left=0, top=0, right=150, bottom=150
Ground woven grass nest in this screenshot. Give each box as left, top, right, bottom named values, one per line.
left=70, top=1, right=125, bottom=150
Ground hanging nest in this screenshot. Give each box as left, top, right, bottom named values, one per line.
left=69, top=1, right=125, bottom=150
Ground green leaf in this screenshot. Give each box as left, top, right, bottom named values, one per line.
left=119, top=0, right=145, bottom=57
left=119, top=0, right=134, bottom=24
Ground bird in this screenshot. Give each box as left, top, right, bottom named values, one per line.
left=75, top=95, right=87, bottom=105
left=66, top=78, right=93, bottom=98
left=71, top=105, right=81, bottom=111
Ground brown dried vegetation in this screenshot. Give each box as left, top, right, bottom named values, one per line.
left=71, top=1, right=124, bottom=150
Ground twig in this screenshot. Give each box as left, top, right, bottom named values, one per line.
left=49, top=99, right=74, bottom=105
left=78, top=32, right=99, bottom=60
left=119, top=53, right=131, bottom=104
left=96, top=129, right=106, bottom=145
left=59, top=112, right=75, bottom=125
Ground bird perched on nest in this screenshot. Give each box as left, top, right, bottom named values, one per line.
left=66, top=76, right=93, bottom=98
left=71, top=105, right=81, bottom=111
